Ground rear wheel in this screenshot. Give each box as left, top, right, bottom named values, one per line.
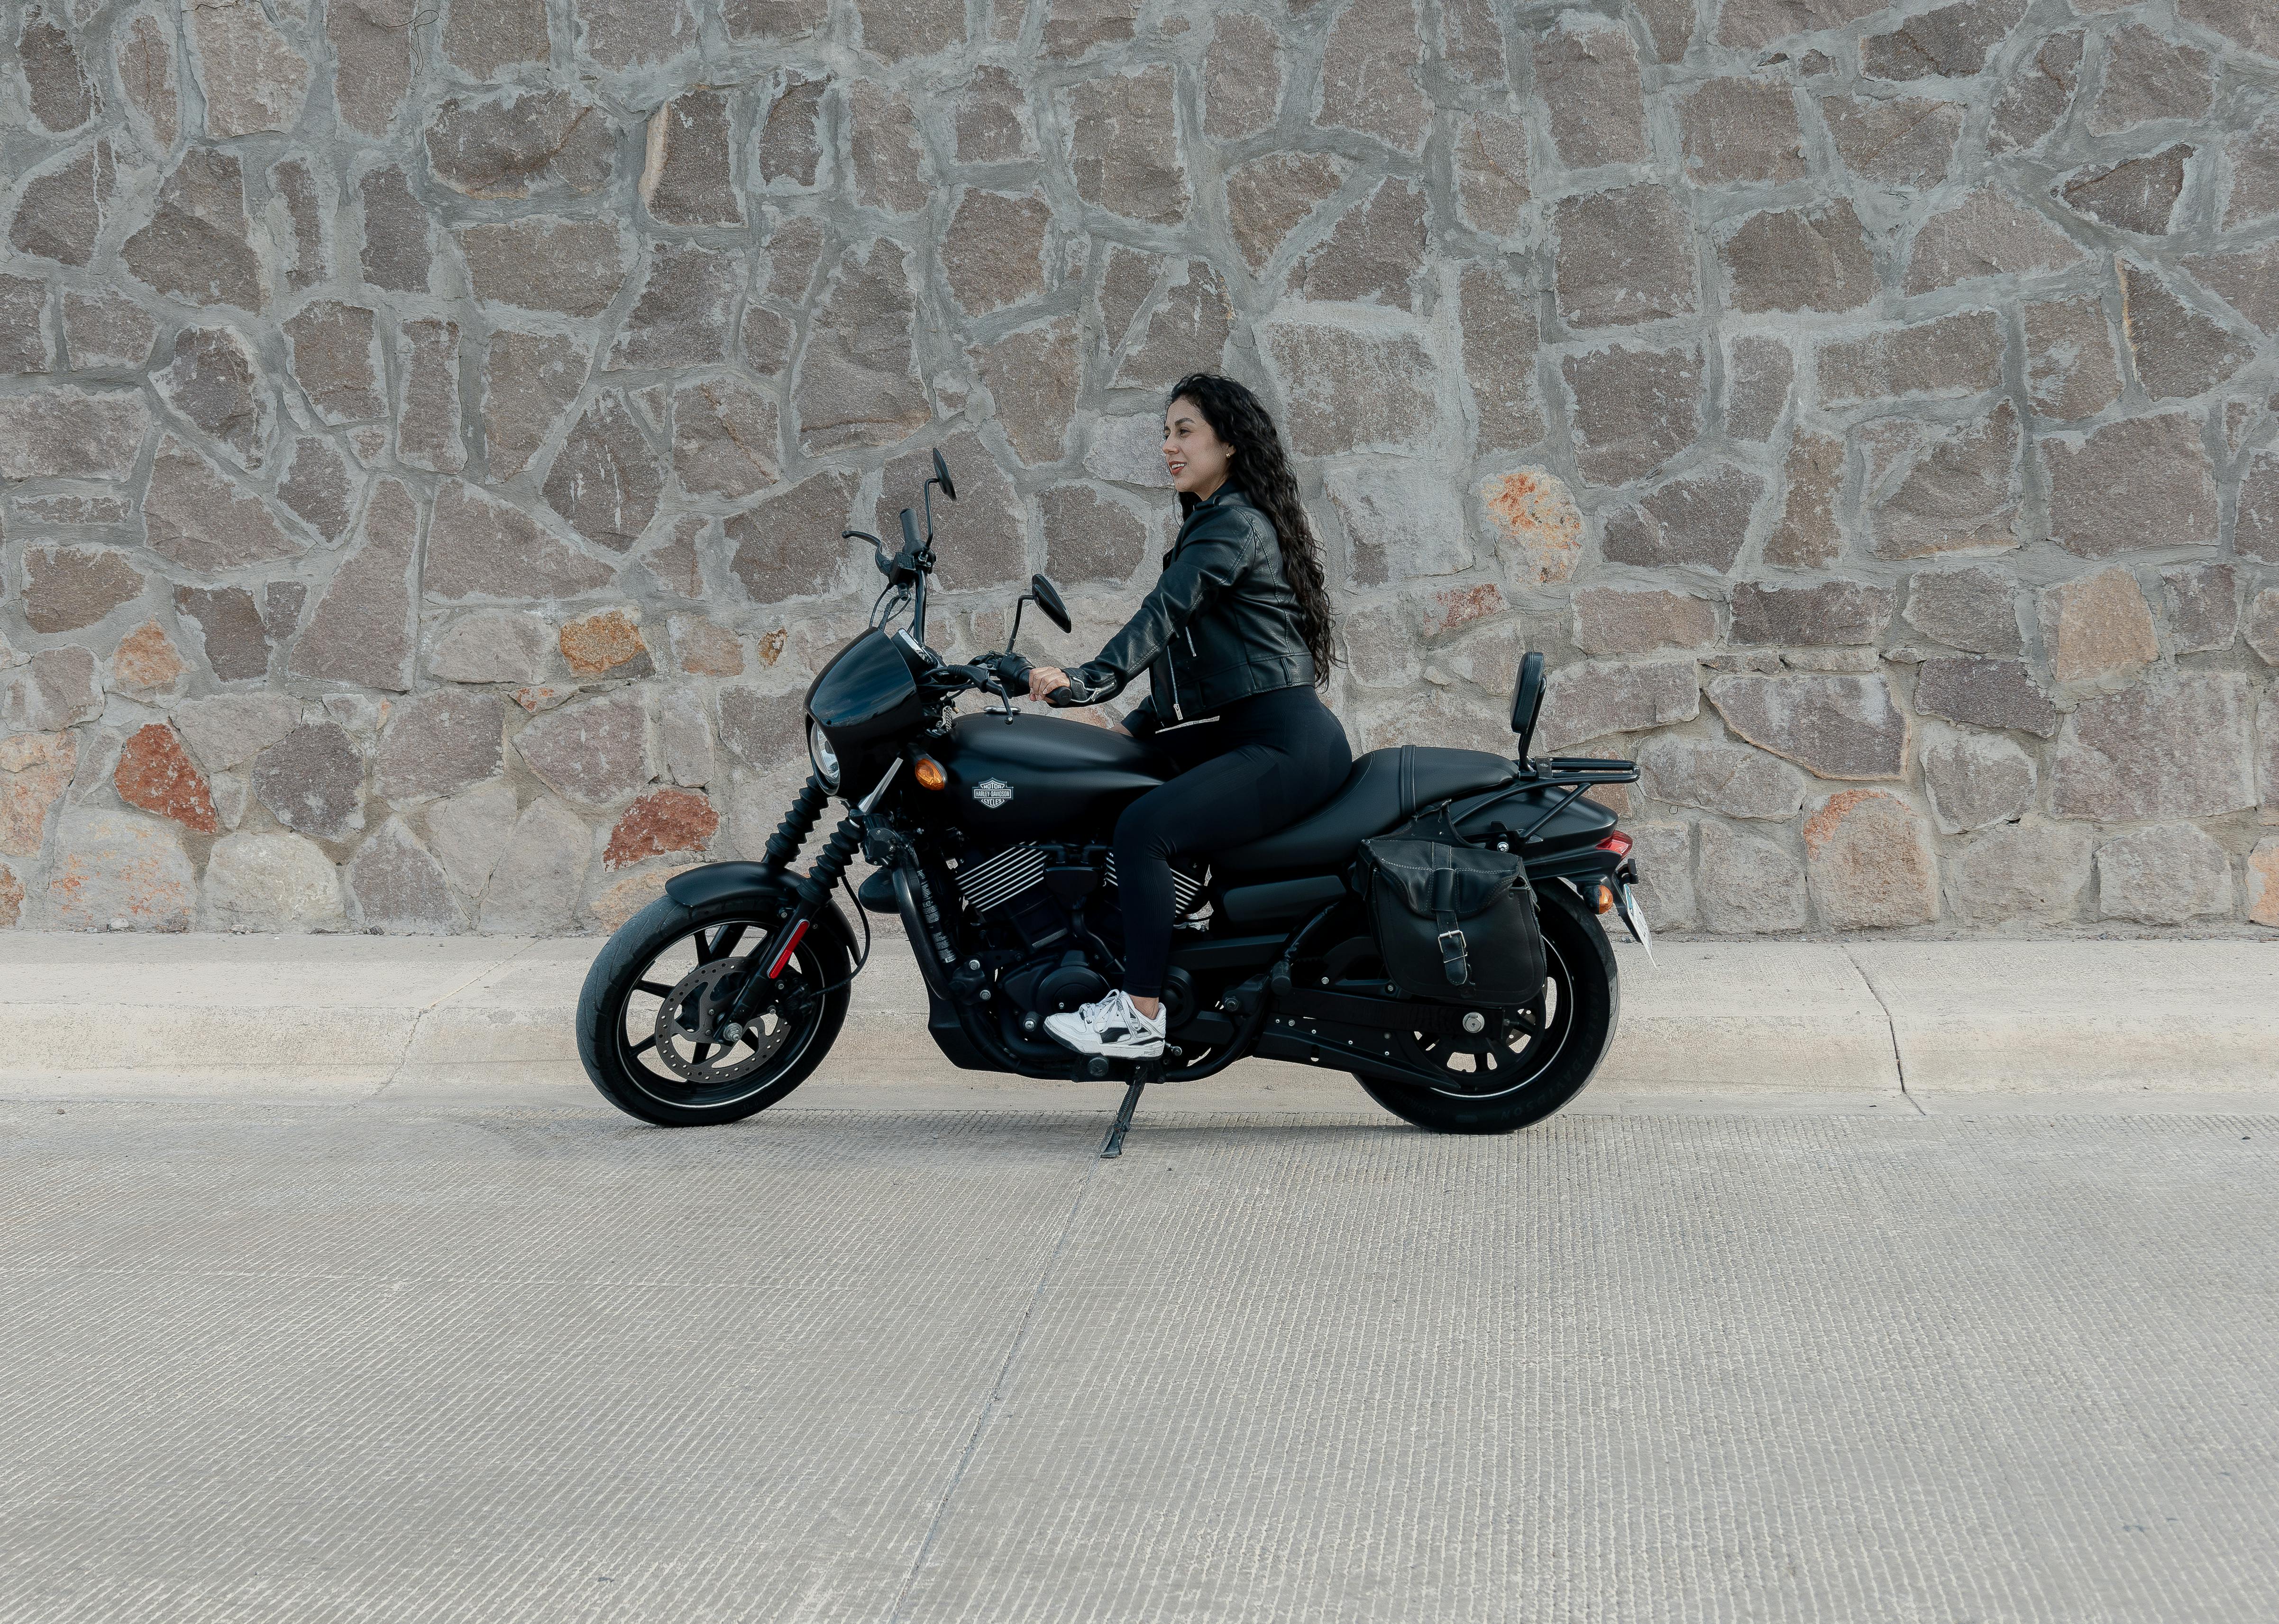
left=1352, top=885, right=1619, bottom=1134
left=577, top=893, right=850, bottom=1127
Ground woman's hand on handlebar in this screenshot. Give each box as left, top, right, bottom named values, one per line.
left=1025, top=665, right=1071, bottom=704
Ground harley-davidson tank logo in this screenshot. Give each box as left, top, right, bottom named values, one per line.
left=972, top=778, right=1014, bottom=809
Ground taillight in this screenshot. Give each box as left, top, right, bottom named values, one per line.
left=1596, top=831, right=1633, bottom=857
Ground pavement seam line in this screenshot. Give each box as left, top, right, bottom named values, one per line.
left=887, top=1147, right=1104, bottom=1622
left=370, top=942, right=546, bottom=1099
left=1843, top=944, right=1925, bottom=1116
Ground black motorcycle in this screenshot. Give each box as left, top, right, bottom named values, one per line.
left=577, top=452, right=1652, bottom=1153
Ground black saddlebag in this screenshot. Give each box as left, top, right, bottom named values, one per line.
left=1356, top=805, right=1545, bottom=1005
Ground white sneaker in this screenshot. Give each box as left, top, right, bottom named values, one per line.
left=1043, top=989, right=1165, bottom=1058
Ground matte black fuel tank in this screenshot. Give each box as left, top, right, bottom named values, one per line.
left=932, top=712, right=1172, bottom=845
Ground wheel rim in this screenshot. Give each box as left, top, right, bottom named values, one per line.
left=1391, top=934, right=1578, bottom=1102
left=614, top=917, right=830, bottom=1111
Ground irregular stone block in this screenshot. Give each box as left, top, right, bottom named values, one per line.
left=188, top=0, right=310, bottom=137
left=426, top=481, right=614, bottom=602
left=0, top=386, right=148, bottom=479
left=1696, top=822, right=1806, bottom=935
left=172, top=694, right=302, bottom=774
left=1905, top=187, right=2082, bottom=293
left=125, top=149, right=263, bottom=309
left=1537, top=14, right=1647, bottom=168
left=478, top=798, right=592, bottom=933
left=0, top=863, right=21, bottom=928
left=1860, top=0, right=2025, bottom=80
left=113, top=621, right=189, bottom=695
left=1682, top=79, right=1805, bottom=184
left=174, top=585, right=272, bottom=681
left=941, top=190, right=1050, bottom=317
left=1032, top=486, right=1143, bottom=591
left=1604, top=465, right=1761, bottom=574
left=574, top=0, right=696, bottom=65
left=252, top=723, right=366, bottom=840
left=1325, top=462, right=1468, bottom=588
left=1082, top=412, right=1176, bottom=488
left=1721, top=201, right=1876, bottom=315
left=1724, top=338, right=1791, bottom=443
left=2022, top=295, right=2119, bottom=420
left=144, top=438, right=305, bottom=575
left=716, top=687, right=807, bottom=771
left=659, top=689, right=714, bottom=789
left=290, top=479, right=418, bottom=691
left=1226, top=153, right=1348, bottom=273
left=10, top=140, right=118, bottom=268
left=609, top=244, right=736, bottom=369
left=1261, top=317, right=1436, bottom=457
left=2178, top=243, right=2279, bottom=337
left=850, top=79, right=928, bottom=214
left=2226, top=112, right=2279, bottom=228
left=858, top=0, right=961, bottom=60
left=1563, top=342, right=1699, bottom=487
left=48, top=812, right=197, bottom=932
left=349, top=818, right=459, bottom=933
left=20, top=10, right=100, bottom=132
left=1912, top=656, right=2057, bottom=738
left=22, top=546, right=144, bottom=635
left=1818, top=311, right=2000, bottom=405
left=329, top=0, right=414, bottom=136
left=0, top=733, right=78, bottom=858
left=2248, top=588, right=2279, bottom=666
left=2160, top=564, right=2239, bottom=655
left=2062, top=146, right=2187, bottom=237
left=2118, top=264, right=2251, bottom=401
left=1766, top=431, right=1844, bottom=571
left=1067, top=66, right=1186, bottom=222
left=1731, top=580, right=1894, bottom=646
left=2051, top=673, right=2256, bottom=820
left=119, top=14, right=179, bottom=146
left=1421, top=583, right=1505, bottom=641
left=1457, top=267, right=1542, bottom=453
left=558, top=608, right=650, bottom=678
left=1709, top=673, right=1908, bottom=778
left=955, top=64, right=1034, bottom=162
left=1, top=647, right=99, bottom=734
left=459, top=218, right=626, bottom=316
left=604, top=787, right=718, bottom=869
left=1803, top=789, right=1938, bottom=929
left=726, top=470, right=860, bottom=603
left=429, top=612, right=551, bottom=684
left=973, top=319, right=1080, bottom=467
left=376, top=690, right=505, bottom=802
left=2179, top=0, right=2279, bottom=58
left=1869, top=403, right=2020, bottom=560
left=1922, top=729, right=2034, bottom=833
left=1949, top=821, right=2089, bottom=922
left=60, top=290, right=154, bottom=370
left=2096, top=823, right=2232, bottom=924
left=1823, top=96, right=1961, bottom=186
left=671, top=380, right=779, bottom=502
left=1554, top=186, right=1696, bottom=328
left=1641, top=738, right=1804, bottom=821
left=1904, top=565, right=2021, bottom=655
left=1454, top=112, right=1530, bottom=238
left=1294, top=182, right=1427, bottom=310
left=2241, top=453, right=2279, bottom=564
left=481, top=332, right=587, bottom=480
left=1319, top=0, right=1429, bottom=151
left=2044, top=414, right=2216, bottom=559
left=358, top=167, right=431, bottom=292
left=665, top=616, right=744, bottom=679
left=756, top=74, right=825, bottom=186
left=1116, top=262, right=1233, bottom=388
left=1990, top=33, right=2082, bottom=155
left=204, top=832, right=346, bottom=931
left=1483, top=469, right=1584, bottom=589
left=2250, top=839, right=2279, bottom=929
left=443, top=0, right=549, bottom=73
left=795, top=244, right=929, bottom=455
left=285, top=302, right=382, bottom=424
left=0, top=275, right=51, bottom=374
left=541, top=396, right=661, bottom=553
left=2090, top=25, right=2213, bottom=134
left=1537, top=660, right=1698, bottom=752
left=428, top=89, right=613, bottom=201
left=276, top=437, right=357, bottom=544
left=1204, top=12, right=1278, bottom=137
left=516, top=692, right=650, bottom=807
left=1573, top=588, right=1716, bottom=657
left=2038, top=568, right=2157, bottom=685
left=427, top=781, right=519, bottom=897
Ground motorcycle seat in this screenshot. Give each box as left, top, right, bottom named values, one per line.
left=1214, top=744, right=1519, bottom=874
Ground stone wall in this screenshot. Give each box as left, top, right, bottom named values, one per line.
left=2, top=0, right=2277, bottom=937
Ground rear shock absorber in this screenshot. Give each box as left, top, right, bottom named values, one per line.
left=760, top=774, right=831, bottom=876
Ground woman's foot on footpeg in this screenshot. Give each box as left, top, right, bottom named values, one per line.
left=1043, top=989, right=1165, bottom=1058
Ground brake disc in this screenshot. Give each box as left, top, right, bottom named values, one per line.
left=651, top=958, right=790, bottom=1085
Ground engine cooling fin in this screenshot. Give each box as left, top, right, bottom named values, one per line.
left=951, top=843, right=1203, bottom=917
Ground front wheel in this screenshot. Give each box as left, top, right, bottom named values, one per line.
left=1353, top=885, right=1620, bottom=1134
left=577, top=892, right=850, bottom=1126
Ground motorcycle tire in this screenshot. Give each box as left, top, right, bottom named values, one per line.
left=577, top=892, right=850, bottom=1127
left=1353, top=885, right=1619, bottom=1135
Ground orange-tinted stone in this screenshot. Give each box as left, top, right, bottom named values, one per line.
left=755, top=627, right=787, bottom=666
left=604, top=787, right=719, bottom=869
left=1424, top=582, right=1506, bottom=639
left=1482, top=468, right=1583, bottom=586
left=114, top=722, right=221, bottom=834
left=0, top=860, right=23, bottom=927
left=0, top=731, right=78, bottom=857
left=558, top=607, right=647, bottom=675
left=112, top=619, right=189, bottom=690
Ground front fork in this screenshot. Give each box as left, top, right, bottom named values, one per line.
left=721, top=763, right=896, bottom=1029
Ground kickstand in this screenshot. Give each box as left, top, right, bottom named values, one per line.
left=1098, top=1058, right=1161, bottom=1159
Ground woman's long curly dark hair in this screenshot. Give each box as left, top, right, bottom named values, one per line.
left=1165, top=373, right=1339, bottom=682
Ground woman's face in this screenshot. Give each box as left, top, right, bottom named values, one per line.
left=1162, top=398, right=1233, bottom=498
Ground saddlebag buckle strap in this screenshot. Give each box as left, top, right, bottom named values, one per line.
left=1436, top=923, right=1468, bottom=985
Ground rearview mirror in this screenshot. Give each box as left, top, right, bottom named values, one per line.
left=932, top=447, right=956, bottom=501
left=1029, top=573, right=1071, bottom=634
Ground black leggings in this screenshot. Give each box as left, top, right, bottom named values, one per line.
left=1114, top=685, right=1352, bottom=999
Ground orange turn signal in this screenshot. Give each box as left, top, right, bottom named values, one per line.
left=1594, top=884, right=1615, bottom=915
left=913, top=756, right=947, bottom=791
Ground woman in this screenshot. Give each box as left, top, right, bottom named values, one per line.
left=1024, top=373, right=1353, bottom=1060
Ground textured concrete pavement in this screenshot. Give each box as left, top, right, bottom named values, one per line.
left=4, top=1097, right=2277, bottom=1622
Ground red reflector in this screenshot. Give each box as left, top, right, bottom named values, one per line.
left=767, top=918, right=811, bottom=978
left=1597, top=831, right=1634, bottom=858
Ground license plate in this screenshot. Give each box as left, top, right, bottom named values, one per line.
left=1615, top=882, right=1655, bottom=964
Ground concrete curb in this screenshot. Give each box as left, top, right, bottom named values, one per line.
left=2, top=934, right=2273, bottom=1104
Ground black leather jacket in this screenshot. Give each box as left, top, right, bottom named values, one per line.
left=1060, top=484, right=1317, bottom=736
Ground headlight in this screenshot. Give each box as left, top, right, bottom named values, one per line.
left=807, top=720, right=841, bottom=791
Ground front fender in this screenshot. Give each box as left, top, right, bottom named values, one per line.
left=664, top=860, right=781, bottom=910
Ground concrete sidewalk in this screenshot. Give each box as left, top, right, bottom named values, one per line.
left=2, top=930, right=2273, bottom=1110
